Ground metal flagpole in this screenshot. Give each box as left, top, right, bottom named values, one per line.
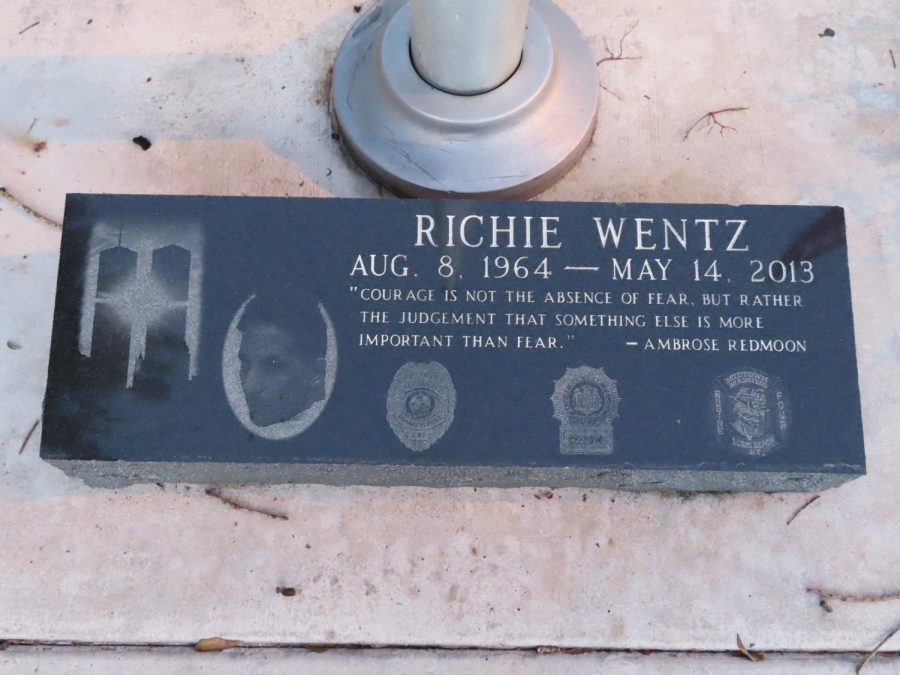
left=409, top=0, right=530, bottom=95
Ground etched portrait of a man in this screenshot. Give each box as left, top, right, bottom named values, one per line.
left=222, top=293, right=337, bottom=440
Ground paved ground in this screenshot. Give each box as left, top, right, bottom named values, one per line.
left=1, top=646, right=899, bottom=674
left=0, top=0, right=898, bottom=671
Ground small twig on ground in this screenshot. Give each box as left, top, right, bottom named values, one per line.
left=596, top=20, right=641, bottom=65
left=682, top=107, right=749, bottom=142
left=594, top=22, right=640, bottom=101
left=0, top=187, right=62, bottom=229
left=891, top=49, right=896, bottom=69
left=599, top=84, right=622, bottom=101
left=204, top=487, right=289, bottom=520
left=786, top=494, right=820, bottom=525
left=26, top=118, right=37, bottom=135
left=17, top=419, right=40, bottom=455
left=18, top=21, right=40, bottom=36
left=857, top=623, right=900, bottom=673
left=807, top=586, right=900, bottom=613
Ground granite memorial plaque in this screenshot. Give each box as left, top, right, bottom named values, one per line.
left=41, top=194, right=866, bottom=491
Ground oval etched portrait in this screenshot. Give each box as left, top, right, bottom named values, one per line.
left=222, top=293, right=337, bottom=440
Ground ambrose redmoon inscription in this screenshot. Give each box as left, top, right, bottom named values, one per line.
left=41, top=195, right=865, bottom=491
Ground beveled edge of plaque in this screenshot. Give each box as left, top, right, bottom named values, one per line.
left=46, top=459, right=864, bottom=493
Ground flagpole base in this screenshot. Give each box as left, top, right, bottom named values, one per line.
left=331, top=0, right=598, bottom=200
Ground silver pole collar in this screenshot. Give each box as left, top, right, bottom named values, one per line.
left=331, top=0, right=598, bottom=199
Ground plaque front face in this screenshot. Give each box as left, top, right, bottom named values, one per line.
left=41, top=195, right=866, bottom=491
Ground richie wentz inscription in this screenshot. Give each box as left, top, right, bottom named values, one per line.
left=353, top=213, right=812, bottom=354
left=41, top=195, right=865, bottom=491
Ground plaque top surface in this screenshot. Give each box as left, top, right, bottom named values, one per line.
left=41, top=194, right=865, bottom=489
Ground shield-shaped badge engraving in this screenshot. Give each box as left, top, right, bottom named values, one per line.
left=551, top=365, right=621, bottom=455
left=387, top=362, right=456, bottom=452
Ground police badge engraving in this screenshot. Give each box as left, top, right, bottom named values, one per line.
left=552, top=366, right=621, bottom=455
left=387, top=362, right=457, bottom=452
left=711, top=368, right=791, bottom=457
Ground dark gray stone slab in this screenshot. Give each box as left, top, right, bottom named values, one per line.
left=41, top=194, right=866, bottom=491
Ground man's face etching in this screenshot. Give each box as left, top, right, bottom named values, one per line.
left=238, top=323, right=325, bottom=427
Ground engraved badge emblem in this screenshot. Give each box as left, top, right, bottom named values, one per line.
left=387, top=362, right=456, bottom=452
left=711, top=368, right=790, bottom=457
left=552, top=366, right=621, bottom=455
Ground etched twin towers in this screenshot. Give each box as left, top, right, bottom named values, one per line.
left=79, top=222, right=203, bottom=388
